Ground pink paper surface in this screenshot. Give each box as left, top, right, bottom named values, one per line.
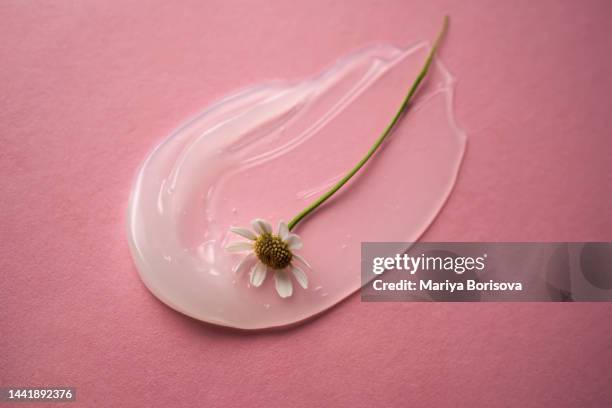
left=1, top=1, right=611, bottom=407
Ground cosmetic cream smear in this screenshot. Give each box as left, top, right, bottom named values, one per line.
left=127, top=42, right=466, bottom=329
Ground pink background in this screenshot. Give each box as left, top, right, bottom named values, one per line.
left=1, top=1, right=611, bottom=407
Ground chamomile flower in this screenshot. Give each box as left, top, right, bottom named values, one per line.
left=224, top=17, right=448, bottom=300
left=226, top=218, right=310, bottom=298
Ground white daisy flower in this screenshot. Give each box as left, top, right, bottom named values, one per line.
left=222, top=16, right=449, bottom=299
left=226, top=218, right=310, bottom=298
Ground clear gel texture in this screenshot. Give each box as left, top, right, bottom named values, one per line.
left=127, top=42, right=466, bottom=329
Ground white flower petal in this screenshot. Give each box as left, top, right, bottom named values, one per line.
left=278, top=221, right=289, bottom=241
left=291, top=265, right=308, bottom=289
left=292, top=253, right=311, bottom=269
left=274, top=270, right=293, bottom=298
left=284, top=233, right=302, bottom=250
left=226, top=241, right=253, bottom=252
left=230, top=227, right=257, bottom=240
left=251, top=218, right=272, bottom=235
left=234, top=253, right=256, bottom=274
left=250, top=262, right=267, bottom=287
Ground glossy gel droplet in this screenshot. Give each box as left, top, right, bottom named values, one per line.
left=127, top=42, right=466, bottom=329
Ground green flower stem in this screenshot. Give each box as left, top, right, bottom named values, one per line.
left=287, top=16, right=449, bottom=232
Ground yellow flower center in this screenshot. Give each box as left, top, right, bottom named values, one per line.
left=254, top=233, right=292, bottom=269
